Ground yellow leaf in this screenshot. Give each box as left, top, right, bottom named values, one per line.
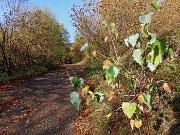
left=130, top=119, right=135, bottom=130
left=134, top=119, right=142, bottom=128
left=92, top=51, right=96, bottom=57
left=162, top=83, right=172, bottom=93
left=104, top=36, right=108, bottom=42
left=119, top=82, right=125, bottom=91
left=82, top=85, right=89, bottom=95
left=105, top=113, right=112, bottom=119
left=88, top=91, right=94, bottom=98
left=103, top=59, right=111, bottom=69
left=138, top=94, right=145, bottom=103
left=106, top=91, right=115, bottom=101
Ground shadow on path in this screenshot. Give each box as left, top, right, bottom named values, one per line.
left=0, top=64, right=84, bottom=135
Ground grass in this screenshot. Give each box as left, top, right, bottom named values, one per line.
left=0, top=63, right=59, bottom=85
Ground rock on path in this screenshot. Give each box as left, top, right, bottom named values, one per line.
left=0, top=65, right=84, bottom=135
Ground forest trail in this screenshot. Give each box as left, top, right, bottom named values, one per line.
left=0, top=64, right=84, bottom=135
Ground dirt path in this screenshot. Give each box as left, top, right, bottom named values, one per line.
left=0, top=64, right=84, bottom=135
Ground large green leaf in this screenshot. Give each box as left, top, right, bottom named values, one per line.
left=142, top=93, right=152, bottom=109
left=132, top=49, right=144, bottom=66
left=124, top=33, right=139, bottom=47
left=151, top=0, right=160, bottom=11
left=70, top=92, right=81, bottom=110
left=139, top=12, right=154, bottom=24
left=149, top=39, right=167, bottom=66
left=122, top=102, right=137, bottom=119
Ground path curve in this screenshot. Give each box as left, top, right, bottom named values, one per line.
left=0, top=64, right=84, bottom=135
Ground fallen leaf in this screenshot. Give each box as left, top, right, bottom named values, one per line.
left=138, top=94, right=145, bottom=103
left=103, top=59, right=112, bottom=69
left=162, top=83, right=172, bottom=93
left=119, top=82, right=125, bottom=91
left=130, top=119, right=135, bottom=130
left=106, top=91, right=115, bottom=101
left=82, top=85, right=89, bottom=95
left=104, top=36, right=108, bottom=42
left=92, top=51, right=96, bottom=57
left=105, top=113, right=112, bottom=119
left=57, top=115, right=62, bottom=121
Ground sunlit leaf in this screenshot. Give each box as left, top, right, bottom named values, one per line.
left=106, top=91, right=115, bottom=101
left=134, top=119, right=142, bottom=128
left=139, top=12, right=154, bottom=24
left=130, top=120, right=135, bottom=130
left=86, top=98, right=91, bottom=105
left=104, top=36, right=108, bottom=42
left=151, top=0, right=160, bottom=11
left=80, top=43, right=88, bottom=51
left=147, top=62, right=157, bottom=72
left=103, top=59, right=112, bottom=69
left=89, top=91, right=95, bottom=98
left=138, top=94, right=145, bottom=103
left=106, top=113, right=112, bottom=119
left=82, top=85, right=89, bottom=95
left=122, top=102, right=137, bottom=119
left=162, top=83, right=172, bottom=93
left=92, top=51, right=96, bottom=57
left=124, top=33, right=139, bottom=47
left=168, top=48, right=174, bottom=58
left=133, top=49, right=143, bottom=66
left=70, top=92, right=81, bottom=110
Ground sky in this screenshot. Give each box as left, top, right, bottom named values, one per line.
left=0, top=0, right=82, bottom=42
left=29, top=0, right=82, bottom=42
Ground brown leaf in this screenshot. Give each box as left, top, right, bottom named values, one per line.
left=162, top=83, right=172, bottom=93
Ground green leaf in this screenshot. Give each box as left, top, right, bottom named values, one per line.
left=134, top=119, right=142, bottom=128
left=70, top=76, right=84, bottom=89
left=141, top=24, right=148, bottom=37
left=70, top=92, right=81, bottom=110
left=139, top=12, right=154, bottom=24
left=151, top=0, right=160, bottom=11
left=168, top=48, right=174, bottom=58
left=106, top=66, right=119, bottom=81
left=122, top=102, right=137, bottom=119
left=142, top=93, right=152, bottom=109
left=102, top=20, right=107, bottom=27
left=124, top=33, right=139, bottom=47
left=86, top=98, right=91, bottom=105
left=95, top=92, right=104, bottom=102
left=131, top=80, right=136, bottom=89
left=148, top=33, right=156, bottom=44
left=149, top=39, right=167, bottom=66
left=147, top=62, right=157, bottom=72
left=80, top=43, right=88, bottom=51
left=110, top=23, right=118, bottom=38
left=133, top=49, right=144, bottom=66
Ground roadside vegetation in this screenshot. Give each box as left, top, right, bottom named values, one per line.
left=69, top=0, right=180, bottom=134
